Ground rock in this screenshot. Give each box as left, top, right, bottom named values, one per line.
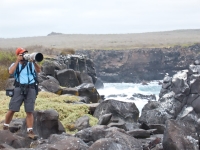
left=61, top=87, right=78, bottom=95
left=98, top=113, right=112, bottom=125
left=94, top=78, right=104, bottom=89
left=76, top=83, right=100, bottom=103
left=75, top=116, right=90, bottom=131
left=18, top=109, right=65, bottom=139
left=94, top=99, right=139, bottom=127
left=127, top=129, right=151, bottom=138
left=40, top=77, right=62, bottom=94
left=56, top=69, right=80, bottom=87
left=163, top=119, right=199, bottom=150
left=79, top=72, right=93, bottom=84
left=41, top=60, right=65, bottom=77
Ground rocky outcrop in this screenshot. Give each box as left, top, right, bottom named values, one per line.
left=76, top=43, right=200, bottom=82
left=3, top=46, right=200, bottom=149
left=6, top=54, right=102, bottom=103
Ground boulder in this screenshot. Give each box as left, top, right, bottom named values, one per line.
left=75, top=116, right=90, bottom=131
left=41, top=60, right=65, bottom=77
left=94, top=99, right=139, bottom=128
left=40, top=77, right=62, bottom=94
left=163, top=119, right=199, bottom=150
left=19, top=109, right=65, bottom=139
left=76, top=83, right=100, bottom=103
left=56, top=69, right=80, bottom=87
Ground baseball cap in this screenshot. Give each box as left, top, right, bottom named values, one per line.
left=16, top=48, right=28, bottom=55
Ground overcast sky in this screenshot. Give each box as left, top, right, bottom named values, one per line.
left=0, top=0, right=200, bottom=38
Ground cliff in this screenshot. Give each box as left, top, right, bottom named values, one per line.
left=76, top=43, right=200, bottom=82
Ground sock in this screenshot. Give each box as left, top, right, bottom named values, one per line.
left=4, top=123, right=9, bottom=127
left=27, top=128, right=33, bottom=132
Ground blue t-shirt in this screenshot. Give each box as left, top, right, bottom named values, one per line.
left=9, top=62, right=36, bottom=84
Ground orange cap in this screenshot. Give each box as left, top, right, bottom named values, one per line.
left=16, top=48, right=28, bottom=55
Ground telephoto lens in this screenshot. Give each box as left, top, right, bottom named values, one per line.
left=23, top=52, right=43, bottom=62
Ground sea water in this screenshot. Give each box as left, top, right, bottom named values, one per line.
left=97, top=81, right=162, bottom=114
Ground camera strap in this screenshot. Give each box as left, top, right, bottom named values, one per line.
left=29, top=62, right=38, bottom=83
left=15, top=61, right=27, bottom=85
left=29, top=62, right=39, bottom=95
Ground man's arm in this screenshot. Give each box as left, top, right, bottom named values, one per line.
left=9, top=55, right=22, bottom=74
left=33, top=62, right=41, bottom=73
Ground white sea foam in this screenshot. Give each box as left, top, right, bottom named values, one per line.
left=97, top=81, right=162, bottom=114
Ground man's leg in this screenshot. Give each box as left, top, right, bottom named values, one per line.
left=26, top=112, right=33, bottom=128
left=3, top=110, right=15, bottom=130
left=5, top=110, right=15, bottom=124
left=25, top=88, right=38, bottom=140
left=26, top=112, right=38, bottom=140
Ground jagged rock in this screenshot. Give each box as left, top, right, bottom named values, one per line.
left=94, top=78, right=104, bottom=89
left=189, top=74, right=200, bottom=94
left=37, top=136, right=89, bottom=150
left=0, top=130, right=26, bottom=148
left=94, top=99, right=139, bottom=126
left=41, top=60, right=65, bottom=77
left=139, top=90, right=183, bottom=125
left=171, top=70, right=190, bottom=96
left=79, top=72, right=93, bottom=84
left=40, top=77, right=62, bottom=94
left=61, top=87, right=78, bottom=95
left=163, top=119, right=199, bottom=150
left=76, top=83, right=100, bottom=103
left=0, top=143, right=16, bottom=149
left=56, top=69, right=80, bottom=87
left=18, top=109, right=65, bottom=139
left=75, top=125, right=109, bottom=143
left=105, top=127, right=143, bottom=150
left=148, top=124, right=166, bottom=134
left=75, top=116, right=90, bottom=131
left=98, top=113, right=112, bottom=125
left=127, top=129, right=151, bottom=138
left=88, top=138, right=124, bottom=150
left=107, top=119, right=126, bottom=131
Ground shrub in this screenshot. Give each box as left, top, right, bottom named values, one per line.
left=0, top=50, right=16, bottom=90
left=60, top=48, right=75, bottom=55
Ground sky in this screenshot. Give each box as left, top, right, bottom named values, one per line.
left=0, top=0, right=200, bottom=38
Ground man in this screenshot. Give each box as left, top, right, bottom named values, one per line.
left=3, top=47, right=41, bottom=140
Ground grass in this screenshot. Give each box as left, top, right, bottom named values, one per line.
left=0, top=91, right=98, bottom=134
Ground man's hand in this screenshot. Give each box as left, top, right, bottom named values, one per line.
left=17, top=54, right=24, bottom=62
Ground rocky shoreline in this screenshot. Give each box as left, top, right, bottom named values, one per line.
left=1, top=52, right=200, bottom=149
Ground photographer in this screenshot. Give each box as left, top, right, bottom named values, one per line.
left=3, top=47, right=41, bottom=140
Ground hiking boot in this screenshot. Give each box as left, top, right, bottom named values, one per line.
left=27, top=130, right=38, bottom=140
left=3, top=125, right=9, bottom=130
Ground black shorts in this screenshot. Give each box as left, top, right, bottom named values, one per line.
left=9, top=87, right=36, bottom=112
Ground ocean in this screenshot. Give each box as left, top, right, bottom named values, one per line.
left=97, top=81, right=162, bottom=114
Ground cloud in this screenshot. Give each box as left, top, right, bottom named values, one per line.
left=0, top=0, right=200, bottom=38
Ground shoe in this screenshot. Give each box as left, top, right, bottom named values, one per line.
left=3, top=125, right=9, bottom=130
left=27, top=130, right=38, bottom=140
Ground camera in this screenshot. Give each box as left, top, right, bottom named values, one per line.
left=23, top=52, right=43, bottom=62
left=6, top=89, right=14, bottom=97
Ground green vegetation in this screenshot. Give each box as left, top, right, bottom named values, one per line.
left=0, top=91, right=98, bottom=134
left=0, top=50, right=16, bottom=90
